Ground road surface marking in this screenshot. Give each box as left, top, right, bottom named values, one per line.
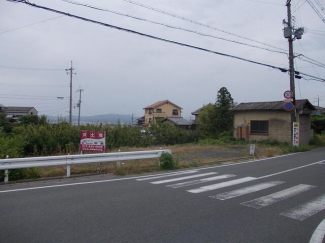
left=258, top=160, right=325, bottom=179
left=309, top=218, right=325, bottom=243
left=241, top=184, right=316, bottom=209
left=151, top=172, right=217, bottom=184
left=187, top=177, right=257, bottom=194
left=166, top=174, right=236, bottom=188
left=196, top=153, right=300, bottom=171
left=136, top=170, right=198, bottom=181
left=210, top=181, right=285, bottom=200
left=281, top=194, right=325, bottom=221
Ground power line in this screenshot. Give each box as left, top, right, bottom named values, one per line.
left=0, top=16, right=64, bottom=35
left=292, top=0, right=308, bottom=13
left=116, top=0, right=324, bottom=67
left=244, top=0, right=284, bottom=5
left=0, top=93, right=68, bottom=98
left=8, top=0, right=325, bottom=83
left=62, top=0, right=288, bottom=55
left=0, top=64, right=65, bottom=71
left=11, top=1, right=288, bottom=71
left=118, top=0, right=288, bottom=52
left=306, top=0, right=325, bottom=22
left=0, top=82, right=68, bottom=88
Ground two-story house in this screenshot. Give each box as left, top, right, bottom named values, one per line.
left=143, top=100, right=182, bottom=124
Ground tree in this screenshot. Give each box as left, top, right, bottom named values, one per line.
left=18, top=115, right=39, bottom=126
left=215, top=87, right=234, bottom=134
left=198, top=104, right=217, bottom=137
left=0, top=112, right=12, bottom=133
left=199, top=87, right=234, bottom=138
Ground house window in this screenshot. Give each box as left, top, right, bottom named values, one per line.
left=172, top=109, right=179, bottom=115
left=149, top=118, right=152, bottom=123
left=251, top=121, right=268, bottom=134
left=156, top=109, right=162, bottom=113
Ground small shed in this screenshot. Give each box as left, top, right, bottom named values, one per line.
left=232, top=99, right=315, bottom=145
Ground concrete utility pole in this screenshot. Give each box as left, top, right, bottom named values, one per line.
left=77, top=88, right=84, bottom=126
left=287, top=0, right=296, bottom=144
left=284, top=0, right=304, bottom=145
left=66, top=61, right=75, bottom=124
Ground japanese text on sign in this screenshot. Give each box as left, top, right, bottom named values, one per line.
left=80, top=130, right=106, bottom=152
left=293, top=122, right=299, bottom=147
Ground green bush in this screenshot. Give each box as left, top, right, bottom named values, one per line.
left=160, top=153, right=177, bottom=170
left=310, top=134, right=325, bottom=146
left=0, top=168, right=41, bottom=181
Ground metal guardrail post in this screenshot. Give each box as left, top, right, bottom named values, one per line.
left=67, top=165, right=71, bottom=177
left=4, top=169, right=9, bottom=183
left=4, top=155, right=9, bottom=183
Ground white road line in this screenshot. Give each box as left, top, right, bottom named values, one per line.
left=187, top=177, right=257, bottom=194
left=210, top=181, right=285, bottom=200
left=241, top=184, right=316, bottom=209
left=281, top=194, right=325, bottom=221
left=150, top=172, right=217, bottom=184
left=166, top=174, right=236, bottom=188
left=195, top=153, right=301, bottom=171
left=258, top=160, right=325, bottom=179
left=136, top=170, right=198, bottom=181
left=309, top=218, right=325, bottom=243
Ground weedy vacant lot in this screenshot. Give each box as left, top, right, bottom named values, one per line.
left=36, top=144, right=284, bottom=178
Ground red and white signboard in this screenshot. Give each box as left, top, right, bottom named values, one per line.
left=293, top=122, right=299, bottom=147
left=80, top=130, right=106, bottom=152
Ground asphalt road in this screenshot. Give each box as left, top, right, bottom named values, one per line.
left=1, top=148, right=325, bottom=243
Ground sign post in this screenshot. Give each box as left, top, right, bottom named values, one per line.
left=80, top=130, right=106, bottom=152
left=250, top=144, right=256, bottom=156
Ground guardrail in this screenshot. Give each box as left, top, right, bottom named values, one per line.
left=0, top=150, right=171, bottom=183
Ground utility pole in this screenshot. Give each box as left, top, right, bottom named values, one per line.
left=284, top=0, right=304, bottom=145
left=76, top=88, right=84, bottom=126
left=287, top=0, right=296, bottom=144
left=315, top=95, right=320, bottom=107
left=66, top=61, right=75, bottom=124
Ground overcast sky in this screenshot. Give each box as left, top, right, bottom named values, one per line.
left=1, top=0, right=324, bottom=120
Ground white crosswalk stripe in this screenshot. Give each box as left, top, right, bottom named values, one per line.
left=138, top=171, right=325, bottom=221
left=210, top=181, right=285, bottom=200
left=166, top=174, right=236, bottom=188
left=241, top=184, right=316, bottom=209
left=136, top=170, right=198, bottom=181
left=187, top=177, right=257, bottom=194
left=280, top=194, right=325, bottom=221
left=151, top=172, right=217, bottom=185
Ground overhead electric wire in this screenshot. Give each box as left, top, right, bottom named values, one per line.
left=0, top=15, right=64, bottom=35
left=0, top=65, right=65, bottom=71
left=244, top=0, right=284, bottom=6
left=118, top=0, right=288, bottom=52
left=0, top=93, right=68, bottom=98
left=61, top=0, right=288, bottom=55
left=306, top=0, right=325, bottom=22
left=314, top=0, right=325, bottom=12
left=10, top=1, right=289, bottom=73
left=8, top=0, right=325, bottom=83
left=292, top=0, right=308, bottom=13
left=116, top=0, right=324, bottom=67
left=0, top=82, right=69, bottom=88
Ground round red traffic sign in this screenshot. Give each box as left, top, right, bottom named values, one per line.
left=284, top=90, right=293, bottom=99
left=284, top=102, right=294, bottom=111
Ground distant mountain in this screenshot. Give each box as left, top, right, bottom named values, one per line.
left=44, top=114, right=139, bottom=124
